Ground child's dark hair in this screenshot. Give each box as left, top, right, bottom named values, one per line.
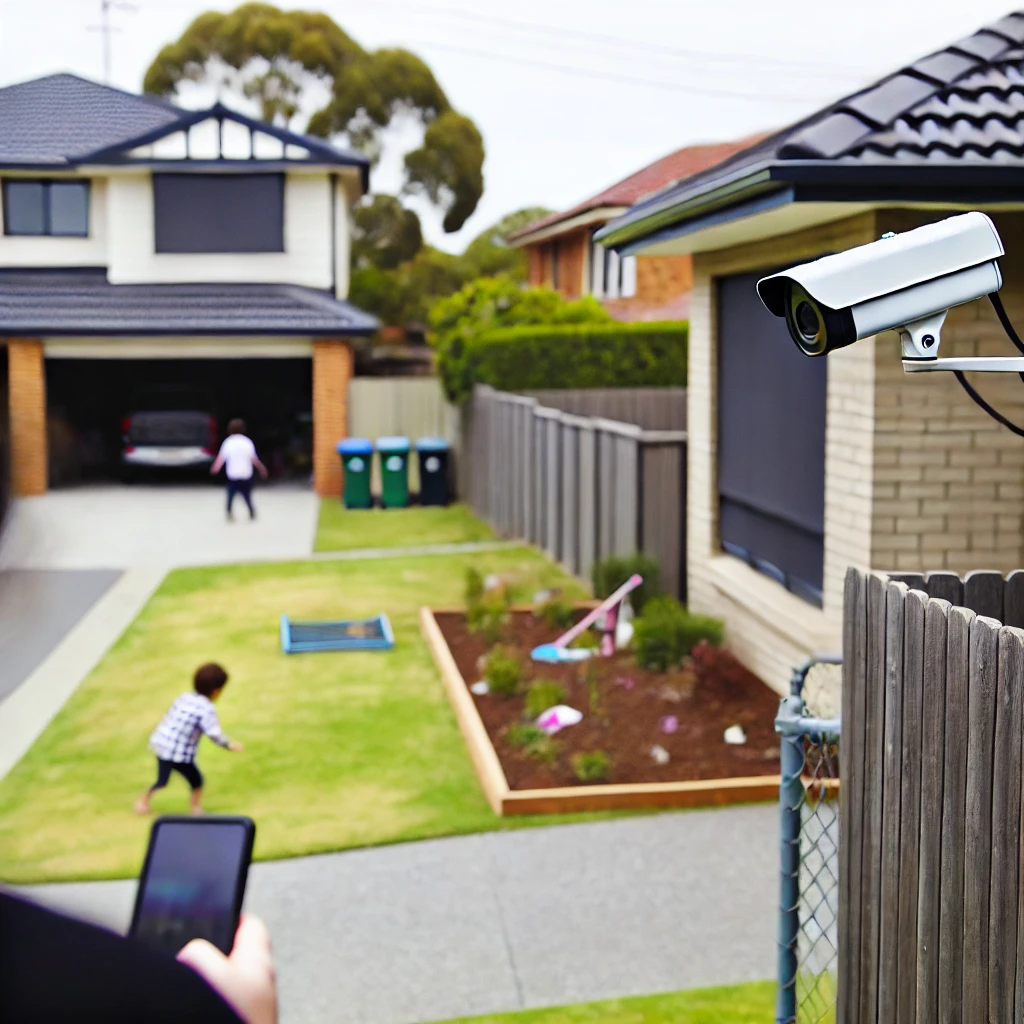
left=227, top=418, right=246, bottom=436
left=194, top=663, right=229, bottom=697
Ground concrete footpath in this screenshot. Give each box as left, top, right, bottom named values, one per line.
left=0, top=568, right=165, bottom=780
left=21, top=808, right=778, bottom=1024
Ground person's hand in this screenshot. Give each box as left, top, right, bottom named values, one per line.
left=259, top=466, right=269, bottom=480
left=228, top=740, right=244, bottom=752
left=178, top=915, right=276, bottom=1024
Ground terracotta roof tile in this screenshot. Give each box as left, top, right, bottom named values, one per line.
left=510, top=133, right=767, bottom=241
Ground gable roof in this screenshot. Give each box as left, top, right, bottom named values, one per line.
left=0, top=73, right=369, bottom=185
left=509, top=134, right=766, bottom=244
left=598, top=12, right=1024, bottom=252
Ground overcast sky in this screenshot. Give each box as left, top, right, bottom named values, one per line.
left=0, top=0, right=1017, bottom=251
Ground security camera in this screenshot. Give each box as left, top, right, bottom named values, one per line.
left=756, top=212, right=1004, bottom=360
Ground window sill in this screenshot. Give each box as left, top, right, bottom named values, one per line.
left=706, top=554, right=840, bottom=653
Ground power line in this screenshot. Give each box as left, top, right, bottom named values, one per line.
left=415, top=38, right=838, bottom=104
left=360, top=0, right=868, bottom=80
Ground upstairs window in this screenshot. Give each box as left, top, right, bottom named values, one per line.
left=153, top=173, right=285, bottom=254
left=3, top=180, right=90, bottom=236
left=590, top=233, right=636, bottom=299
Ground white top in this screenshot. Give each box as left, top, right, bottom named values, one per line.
left=218, top=434, right=257, bottom=480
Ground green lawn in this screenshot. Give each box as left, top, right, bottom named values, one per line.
left=439, top=982, right=775, bottom=1024
left=0, top=546, right=591, bottom=884
left=315, top=502, right=495, bottom=552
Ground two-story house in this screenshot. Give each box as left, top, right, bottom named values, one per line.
left=0, top=73, right=377, bottom=498
left=508, top=135, right=761, bottom=321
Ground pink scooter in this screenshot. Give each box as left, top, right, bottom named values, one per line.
left=531, top=574, right=642, bottom=664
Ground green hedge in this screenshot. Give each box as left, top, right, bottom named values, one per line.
left=444, top=321, right=687, bottom=402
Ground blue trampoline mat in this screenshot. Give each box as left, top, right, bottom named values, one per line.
left=280, top=613, right=394, bottom=653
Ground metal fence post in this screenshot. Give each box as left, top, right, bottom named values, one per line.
left=776, top=694, right=804, bottom=1024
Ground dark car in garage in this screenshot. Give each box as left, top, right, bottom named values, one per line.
left=121, top=387, right=218, bottom=481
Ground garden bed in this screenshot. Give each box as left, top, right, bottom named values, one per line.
left=421, top=607, right=782, bottom=815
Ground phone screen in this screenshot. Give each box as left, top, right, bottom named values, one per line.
left=131, top=816, right=255, bottom=956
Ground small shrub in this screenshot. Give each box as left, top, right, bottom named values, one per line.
left=536, top=594, right=574, bottom=629
left=633, top=596, right=725, bottom=672
left=572, top=750, right=611, bottom=783
left=506, top=722, right=557, bottom=764
left=524, top=679, right=566, bottom=719
left=485, top=645, right=521, bottom=697
left=465, top=566, right=485, bottom=607
left=591, top=553, right=661, bottom=614
left=568, top=628, right=600, bottom=650
left=467, top=581, right=510, bottom=642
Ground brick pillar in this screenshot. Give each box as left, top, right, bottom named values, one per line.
left=312, top=339, right=353, bottom=498
left=7, top=338, right=47, bottom=496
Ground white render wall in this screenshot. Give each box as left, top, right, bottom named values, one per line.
left=105, top=171, right=336, bottom=289
left=0, top=177, right=108, bottom=267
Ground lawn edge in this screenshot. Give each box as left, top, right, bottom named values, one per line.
left=419, top=606, right=782, bottom=815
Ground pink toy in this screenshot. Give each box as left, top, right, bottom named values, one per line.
left=531, top=574, right=642, bottom=663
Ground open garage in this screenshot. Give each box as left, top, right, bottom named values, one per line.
left=45, top=357, right=313, bottom=486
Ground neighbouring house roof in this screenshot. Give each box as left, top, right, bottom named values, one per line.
left=0, top=271, right=379, bottom=336
left=0, top=73, right=369, bottom=186
left=597, top=12, right=1024, bottom=252
left=509, top=134, right=766, bottom=246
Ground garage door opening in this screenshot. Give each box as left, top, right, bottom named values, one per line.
left=46, top=358, right=313, bottom=486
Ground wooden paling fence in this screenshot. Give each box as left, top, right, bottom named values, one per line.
left=839, top=567, right=1024, bottom=1024
left=465, top=385, right=687, bottom=598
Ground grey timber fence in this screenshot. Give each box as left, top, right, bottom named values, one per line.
left=838, top=567, right=1024, bottom=1024
left=464, top=384, right=687, bottom=598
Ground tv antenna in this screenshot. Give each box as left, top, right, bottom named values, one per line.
left=87, top=0, right=138, bottom=84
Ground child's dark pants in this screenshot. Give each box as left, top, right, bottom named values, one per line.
left=226, top=478, right=255, bottom=517
left=149, top=758, right=204, bottom=792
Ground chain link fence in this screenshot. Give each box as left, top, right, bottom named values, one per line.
left=775, top=658, right=842, bottom=1024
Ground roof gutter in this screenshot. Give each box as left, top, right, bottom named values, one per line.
left=596, top=160, right=1024, bottom=251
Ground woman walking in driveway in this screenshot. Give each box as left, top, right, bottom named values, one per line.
left=211, top=418, right=268, bottom=520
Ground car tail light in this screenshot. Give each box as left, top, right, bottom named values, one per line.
left=121, top=417, right=130, bottom=437
left=124, top=445, right=136, bottom=454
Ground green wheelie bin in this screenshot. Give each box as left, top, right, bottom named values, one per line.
left=337, top=438, right=373, bottom=509
left=376, top=436, right=411, bottom=508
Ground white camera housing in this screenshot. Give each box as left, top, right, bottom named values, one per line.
left=757, top=212, right=1004, bottom=359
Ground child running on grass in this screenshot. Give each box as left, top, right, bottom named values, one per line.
left=135, top=663, right=243, bottom=817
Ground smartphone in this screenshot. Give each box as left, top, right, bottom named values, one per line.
left=130, top=815, right=255, bottom=956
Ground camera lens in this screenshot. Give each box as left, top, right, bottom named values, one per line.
left=795, top=301, right=819, bottom=341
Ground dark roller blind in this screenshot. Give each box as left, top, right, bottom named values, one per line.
left=717, top=269, right=827, bottom=601
left=153, top=173, right=285, bottom=254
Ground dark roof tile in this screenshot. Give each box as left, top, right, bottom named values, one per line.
left=987, top=14, right=1024, bottom=44
left=841, top=74, right=938, bottom=128
left=0, top=74, right=178, bottom=164
left=950, top=30, right=1015, bottom=60
left=0, top=273, right=378, bottom=336
left=777, top=111, right=876, bottom=159
left=909, top=50, right=981, bottom=85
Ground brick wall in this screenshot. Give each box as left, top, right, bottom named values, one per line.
left=527, top=245, right=543, bottom=288
left=7, top=338, right=47, bottom=496
left=603, top=254, right=693, bottom=321
left=688, top=209, right=1024, bottom=693
left=312, top=339, right=353, bottom=498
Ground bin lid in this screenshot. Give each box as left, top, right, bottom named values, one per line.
left=376, top=436, right=411, bottom=453
left=415, top=436, right=449, bottom=452
left=337, top=438, right=373, bottom=455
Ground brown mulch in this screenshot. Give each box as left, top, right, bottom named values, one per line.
left=434, top=609, right=782, bottom=789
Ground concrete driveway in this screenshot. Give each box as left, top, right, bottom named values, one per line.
left=0, top=483, right=320, bottom=570
left=21, top=808, right=778, bottom=1024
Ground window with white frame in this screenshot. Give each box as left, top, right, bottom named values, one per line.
left=590, top=232, right=636, bottom=299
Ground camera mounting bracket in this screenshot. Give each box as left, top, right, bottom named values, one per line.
left=899, top=310, right=947, bottom=360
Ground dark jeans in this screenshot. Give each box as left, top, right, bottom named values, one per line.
left=226, top=477, right=254, bottom=517
left=149, top=758, right=204, bottom=792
